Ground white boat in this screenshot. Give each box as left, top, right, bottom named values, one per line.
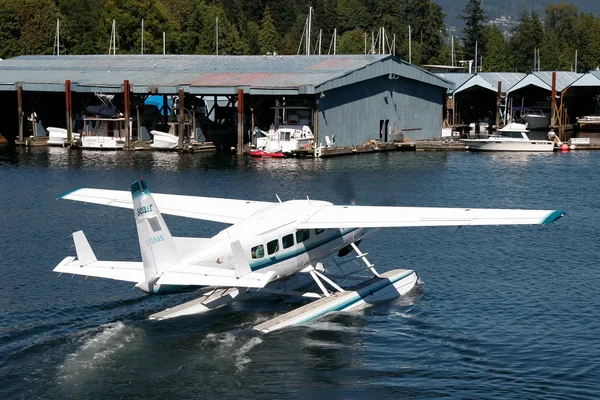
left=524, top=109, right=550, bottom=130
left=76, top=117, right=132, bottom=150
left=47, top=127, right=80, bottom=146
left=462, top=122, right=555, bottom=152
left=150, top=130, right=178, bottom=149
left=255, top=124, right=314, bottom=154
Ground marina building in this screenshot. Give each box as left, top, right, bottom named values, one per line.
left=0, top=54, right=452, bottom=152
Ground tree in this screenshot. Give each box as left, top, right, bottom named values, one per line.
left=258, top=5, right=280, bottom=54
left=509, top=11, right=543, bottom=72
left=573, top=13, right=600, bottom=72
left=243, top=21, right=260, bottom=55
left=337, top=28, right=364, bottom=54
left=59, top=0, right=106, bottom=54
left=337, top=0, right=369, bottom=33
left=482, top=25, right=507, bottom=71
left=0, top=0, right=22, bottom=59
left=459, top=0, right=486, bottom=62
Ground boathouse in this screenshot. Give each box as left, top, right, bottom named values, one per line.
left=438, top=72, right=526, bottom=127
left=0, top=54, right=452, bottom=151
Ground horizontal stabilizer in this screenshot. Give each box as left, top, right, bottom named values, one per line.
left=73, top=230, right=97, bottom=266
left=54, top=256, right=145, bottom=282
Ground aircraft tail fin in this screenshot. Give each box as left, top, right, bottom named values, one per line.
left=73, top=230, right=97, bottom=265
left=130, top=178, right=178, bottom=290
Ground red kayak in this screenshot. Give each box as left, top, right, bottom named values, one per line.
left=250, top=150, right=285, bottom=158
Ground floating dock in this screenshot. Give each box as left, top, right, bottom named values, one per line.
left=254, top=269, right=417, bottom=333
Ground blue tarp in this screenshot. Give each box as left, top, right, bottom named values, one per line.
left=144, top=95, right=171, bottom=116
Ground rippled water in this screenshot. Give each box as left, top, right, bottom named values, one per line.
left=0, top=146, right=599, bottom=399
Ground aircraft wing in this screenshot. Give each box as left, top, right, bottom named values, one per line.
left=60, top=188, right=275, bottom=224
left=297, top=206, right=565, bottom=229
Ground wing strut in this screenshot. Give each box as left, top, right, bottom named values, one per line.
left=351, top=242, right=380, bottom=277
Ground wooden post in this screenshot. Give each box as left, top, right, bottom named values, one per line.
left=551, top=71, right=557, bottom=128
left=162, top=94, right=168, bottom=126
left=237, top=88, right=244, bottom=155
left=124, top=80, right=131, bottom=150
left=313, top=102, right=319, bottom=157
left=496, top=81, right=502, bottom=129
left=65, top=80, right=72, bottom=144
left=136, top=103, right=141, bottom=143
left=178, top=88, right=184, bottom=149
left=17, top=84, right=23, bottom=143
left=251, top=107, right=255, bottom=145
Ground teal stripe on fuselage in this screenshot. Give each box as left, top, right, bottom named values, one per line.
left=248, top=228, right=358, bottom=271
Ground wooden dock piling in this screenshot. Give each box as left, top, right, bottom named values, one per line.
left=237, top=88, right=244, bottom=155
left=124, top=80, right=131, bottom=150
left=17, top=84, right=23, bottom=144
left=178, top=88, right=184, bottom=149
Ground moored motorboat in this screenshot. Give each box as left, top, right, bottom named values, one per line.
left=462, top=122, right=555, bottom=152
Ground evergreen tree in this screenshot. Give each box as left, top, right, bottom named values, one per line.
left=482, top=25, right=507, bottom=71
left=243, top=21, right=260, bottom=55
left=337, top=29, right=364, bottom=54
left=509, top=11, right=543, bottom=72
left=573, top=13, right=600, bottom=72
left=258, top=5, right=280, bottom=55
left=459, top=0, right=486, bottom=63
left=0, top=0, right=22, bottom=59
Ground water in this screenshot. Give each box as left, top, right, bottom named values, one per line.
left=1, top=146, right=599, bottom=399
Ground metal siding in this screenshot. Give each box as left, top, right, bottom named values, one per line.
left=318, top=75, right=444, bottom=146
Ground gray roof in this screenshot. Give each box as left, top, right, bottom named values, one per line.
left=570, top=71, right=600, bottom=88
left=507, top=71, right=583, bottom=94
left=440, top=72, right=526, bottom=95
left=0, top=54, right=452, bottom=95
left=435, top=73, right=473, bottom=94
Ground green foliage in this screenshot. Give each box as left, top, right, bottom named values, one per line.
left=482, top=25, right=508, bottom=71
left=459, top=0, right=486, bottom=61
left=508, top=11, right=543, bottom=72
left=258, top=5, right=279, bottom=54
left=337, top=29, right=364, bottom=54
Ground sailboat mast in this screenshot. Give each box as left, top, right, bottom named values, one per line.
left=307, top=6, right=312, bottom=55
left=141, top=19, right=144, bottom=55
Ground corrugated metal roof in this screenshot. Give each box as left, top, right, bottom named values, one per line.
left=570, top=71, right=600, bottom=87
left=478, top=72, right=526, bottom=92
left=507, top=71, right=583, bottom=94
left=435, top=73, right=473, bottom=93
left=0, top=54, right=451, bottom=94
left=440, top=72, right=526, bottom=95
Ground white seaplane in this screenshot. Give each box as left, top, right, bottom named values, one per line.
left=54, top=179, right=565, bottom=333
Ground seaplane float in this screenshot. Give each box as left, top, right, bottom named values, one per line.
left=54, top=179, right=565, bottom=333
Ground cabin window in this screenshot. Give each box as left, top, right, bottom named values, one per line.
left=296, top=229, right=310, bottom=243
left=282, top=234, right=294, bottom=249
left=267, top=239, right=279, bottom=255
left=251, top=244, right=264, bottom=259
left=315, top=228, right=324, bottom=235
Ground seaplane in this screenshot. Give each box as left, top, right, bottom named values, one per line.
left=54, top=178, right=565, bottom=333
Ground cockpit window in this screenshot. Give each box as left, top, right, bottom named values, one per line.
left=296, top=229, right=310, bottom=243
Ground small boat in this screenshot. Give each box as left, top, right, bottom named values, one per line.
left=523, top=109, right=550, bottom=130
left=47, top=127, right=80, bottom=146
left=462, top=122, right=555, bottom=152
left=250, top=149, right=285, bottom=158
